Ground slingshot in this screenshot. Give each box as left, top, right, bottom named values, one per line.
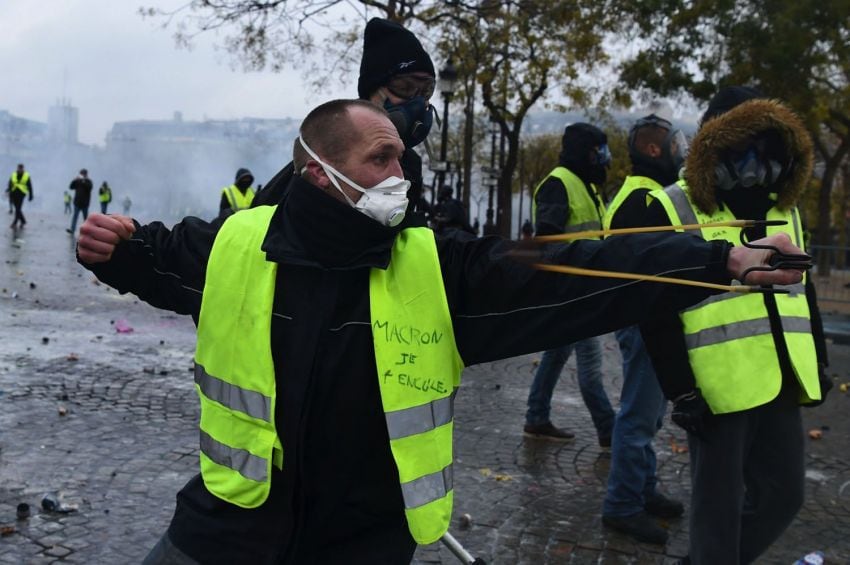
left=526, top=220, right=812, bottom=294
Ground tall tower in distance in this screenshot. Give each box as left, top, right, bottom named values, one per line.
left=48, top=98, right=79, bottom=144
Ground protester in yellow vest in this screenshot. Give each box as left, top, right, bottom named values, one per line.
left=76, top=99, right=808, bottom=564
left=7, top=163, right=33, bottom=229
left=600, top=114, right=689, bottom=545
left=98, top=181, right=113, bottom=214
left=525, top=123, right=615, bottom=445
left=219, top=167, right=255, bottom=217
left=640, top=87, right=830, bottom=564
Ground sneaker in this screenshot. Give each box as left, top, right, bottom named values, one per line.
left=598, top=435, right=612, bottom=448
left=602, top=511, right=668, bottom=545
left=644, top=492, right=685, bottom=519
left=523, top=421, right=575, bottom=441
left=65, top=228, right=73, bottom=234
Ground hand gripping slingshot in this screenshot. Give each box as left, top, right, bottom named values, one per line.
left=527, top=219, right=812, bottom=294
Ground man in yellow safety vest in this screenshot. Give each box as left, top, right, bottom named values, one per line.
left=640, top=86, right=831, bottom=564
left=219, top=167, right=255, bottom=217
left=8, top=163, right=33, bottom=229
left=76, top=99, right=808, bottom=564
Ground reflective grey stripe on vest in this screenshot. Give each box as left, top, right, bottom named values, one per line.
left=791, top=209, right=802, bottom=247
left=194, top=363, right=272, bottom=422
left=664, top=184, right=700, bottom=230
left=564, top=221, right=601, bottom=234
left=401, top=464, right=453, bottom=509
left=685, top=315, right=812, bottom=349
left=385, top=393, right=455, bottom=441
left=199, top=430, right=267, bottom=482
left=683, top=283, right=805, bottom=313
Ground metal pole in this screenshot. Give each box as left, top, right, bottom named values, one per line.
left=440, top=532, right=486, bottom=564
left=434, top=94, right=451, bottom=207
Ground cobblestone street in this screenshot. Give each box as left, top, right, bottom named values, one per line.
left=2, top=214, right=849, bottom=564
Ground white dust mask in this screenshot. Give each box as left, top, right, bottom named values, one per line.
left=298, top=136, right=410, bottom=227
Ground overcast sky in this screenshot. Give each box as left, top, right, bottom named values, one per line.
left=0, top=0, right=349, bottom=145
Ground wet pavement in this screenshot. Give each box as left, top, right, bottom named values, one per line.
left=2, top=212, right=849, bottom=564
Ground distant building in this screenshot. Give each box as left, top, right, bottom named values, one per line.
left=48, top=99, right=79, bottom=144
left=0, top=109, right=48, bottom=162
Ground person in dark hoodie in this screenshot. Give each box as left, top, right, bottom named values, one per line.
left=640, top=86, right=830, bottom=564
left=600, top=114, right=689, bottom=545
left=252, top=18, right=436, bottom=227
left=75, top=99, right=807, bottom=564
left=219, top=167, right=255, bottom=217
left=523, top=123, right=616, bottom=444
left=67, top=168, right=93, bottom=235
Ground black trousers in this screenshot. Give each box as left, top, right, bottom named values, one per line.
left=687, top=392, right=804, bottom=564
left=10, top=191, right=26, bottom=226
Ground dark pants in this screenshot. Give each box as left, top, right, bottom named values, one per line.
left=142, top=532, right=198, bottom=565
left=70, top=204, right=89, bottom=234
left=687, top=392, right=804, bottom=565
left=100, top=202, right=108, bottom=214
left=10, top=191, right=26, bottom=227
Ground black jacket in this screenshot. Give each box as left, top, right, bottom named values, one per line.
left=69, top=177, right=93, bottom=207
left=84, top=176, right=734, bottom=564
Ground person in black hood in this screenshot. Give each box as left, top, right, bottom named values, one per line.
left=219, top=167, right=255, bottom=217
left=252, top=17, right=436, bottom=227
left=640, top=86, right=830, bottom=564
left=76, top=99, right=808, bottom=565
left=523, top=122, right=616, bottom=445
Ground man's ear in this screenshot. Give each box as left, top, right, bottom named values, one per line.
left=305, top=160, right=331, bottom=188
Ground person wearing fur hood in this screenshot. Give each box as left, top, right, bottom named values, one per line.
left=639, top=86, right=830, bottom=564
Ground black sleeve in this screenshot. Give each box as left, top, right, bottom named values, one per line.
left=79, top=215, right=224, bottom=317
left=252, top=162, right=295, bottom=208
left=533, top=177, right=569, bottom=236
left=437, top=228, right=731, bottom=366
left=638, top=199, right=698, bottom=400
left=219, top=193, right=230, bottom=213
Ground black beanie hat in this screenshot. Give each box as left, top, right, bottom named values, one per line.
left=700, top=85, right=765, bottom=126
left=357, top=18, right=435, bottom=100
left=234, top=168, right=254, bottom=183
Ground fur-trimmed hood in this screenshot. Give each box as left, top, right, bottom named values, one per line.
left=683, top=98, right=813, bottom=214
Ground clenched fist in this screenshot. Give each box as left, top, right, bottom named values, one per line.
left=77, top=213, right=136, bottom=264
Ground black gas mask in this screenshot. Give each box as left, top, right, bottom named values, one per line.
left=715, top=133, right=788, bottom=192
left=384, top=97, right=434, bottom=149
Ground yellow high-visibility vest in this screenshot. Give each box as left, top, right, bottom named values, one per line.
left=649, top=182, right=820, bottom=413
left=221, top=184, right=255, bottom=212
left=532, top=166, right=605, bottom=236
left=9, top=172, right=30, bottom=195
left=195, top=205, right=464, bottom=544
left=602, top=175, right=662, bottom=231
